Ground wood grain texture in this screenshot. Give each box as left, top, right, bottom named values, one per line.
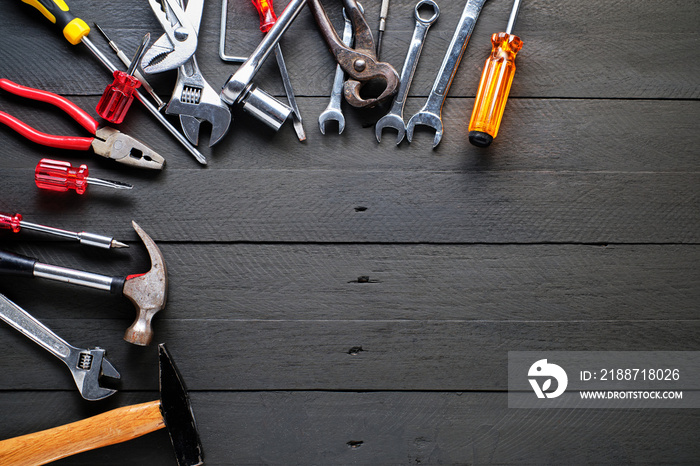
left=1, top=319, right=698, bottom=391
left=0, top=244, right=697, bottom=322
left=1, top=97, right=698, bottom=172
left=1, top=392, right=698, bottom=465
left=0, top=400, right=164, bottom=466
left=0, top=0, right=698, bottom=463
left=1, top=1, right=698, bottom=99
left=2, top=167, right=698, bottom=243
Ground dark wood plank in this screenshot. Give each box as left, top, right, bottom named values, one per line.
left=1, top=0, right=698, bottom=99
left=1, top=319, right=698, bottom=391
left=1, top=392, right=698, bottom=464
left=2, top=96, right=698, bottom=173
left=1, top=244, right=697, bottom=322
left=2, top=166, right=697, bottom=243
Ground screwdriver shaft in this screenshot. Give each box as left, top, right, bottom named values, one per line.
left=80, top=36, right=207, bottom=165
left=505, top=0, right=522, bottom=34
left=274, top=44, right=305, bottom=141
left=19, top=221, right=128, bottom=249
left=86, top=176, right=133, bottom=190
left=93, top=23, right=166, bottom=111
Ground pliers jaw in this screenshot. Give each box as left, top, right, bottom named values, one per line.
left=92, top=127, right=165, bottom=170
left=141, top=0, right=198, bottom=74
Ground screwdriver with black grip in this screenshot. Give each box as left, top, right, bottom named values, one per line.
left=468, top=0, right=523, bottom=147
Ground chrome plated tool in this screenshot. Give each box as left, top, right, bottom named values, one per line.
left=0, top=211, right=128, bottom=249
left=219, top=0, right=247, bottom=62
left=0, top=221, right=168, bottom=346
left=406, top=0, right=487, bottom=148
left=221, top=0, right=305, bottom=130
left=0, top=293, right=120, bottom=401
left=21, top=0, right=207, bottom=165
left=0, top=345, right=202, bottom=466
left=318, top=6, right=357, bottom=134
left=375, top=0, right=438, bottom=144
left=141, top=0, right=199, bottom=74
left=376, top=0, right=390, bottom=57
left=146, top=0, right=232, bottom=146
left=250, top=0, right=306, bottom=141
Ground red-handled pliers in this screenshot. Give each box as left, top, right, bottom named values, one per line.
left=0, top=79, right=164, bottom=170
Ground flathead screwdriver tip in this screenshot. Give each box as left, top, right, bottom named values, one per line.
left=111, top=239, right=129, bottom=249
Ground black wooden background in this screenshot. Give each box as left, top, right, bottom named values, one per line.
left=1, top=0, right=699, bottom=464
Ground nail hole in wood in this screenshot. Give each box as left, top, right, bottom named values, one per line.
left=349, top=276, right=380, bottom=284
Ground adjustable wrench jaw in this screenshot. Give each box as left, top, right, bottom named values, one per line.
left=0, top=294, right=120, bottom=401
left=91, top=127, right=165, bottom=170
left=65, top=347, right=121, bottom=401
left=165, top=58, right=232, bottom=147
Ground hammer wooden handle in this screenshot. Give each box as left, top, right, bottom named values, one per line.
left=0, top=400, right=164, bottom=465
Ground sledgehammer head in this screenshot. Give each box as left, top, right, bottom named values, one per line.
left=122, top=221, right=168, bottom=346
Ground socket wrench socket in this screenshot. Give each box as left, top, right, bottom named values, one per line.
left=240, top=84, right=292, bottom=131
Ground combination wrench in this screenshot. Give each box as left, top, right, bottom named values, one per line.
left=375, top=0, right=439, bottom=144
left=406, top=0, right=487, bottom=148
left=0, top=294, right=120, bottom=401
left=318, top=6, right=357, bottom=135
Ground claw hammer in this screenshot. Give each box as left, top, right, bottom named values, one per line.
left=0, top=221, right=167, bottom=346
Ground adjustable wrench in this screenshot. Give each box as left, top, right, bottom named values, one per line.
left=318, top=6, right=357, bottom=135
left=0, top=294, right=120, bottom=401
left=406, top=0, right=487, bottom=148
left=375, top=0, right=439, bottom=144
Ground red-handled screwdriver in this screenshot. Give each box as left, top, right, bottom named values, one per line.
left=0, top=212, right=128, bottom=249
left=35, top=158, right=133, bottom=194
left=96, top=33, right=150, bottom=124
left=250, top=0, right=306, bottom=141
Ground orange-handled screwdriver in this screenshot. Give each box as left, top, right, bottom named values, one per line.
left=468, top=0, right=523, bottom=147
left=35, top=158, right=133, bottom=194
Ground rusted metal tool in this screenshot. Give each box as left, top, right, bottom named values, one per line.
left=0, top=344, right=203, bottom=466
left=0, top=293, right=120, bottom=401
left=308, top=0, right=399, bottom=108
left=0, top=221, right=167, bottom=346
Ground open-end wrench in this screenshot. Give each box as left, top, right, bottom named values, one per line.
left=318, top=6, right=357, bottom=135
left=0, top=294, right=120, bottom=401
left=375, top=0, right=439, bottom=144
left=406, top=0, right=487, bottom=148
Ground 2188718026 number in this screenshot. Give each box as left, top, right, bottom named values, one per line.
left=600, top=368, right=680, bottom=381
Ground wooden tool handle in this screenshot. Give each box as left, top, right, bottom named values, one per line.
left=0, top=400, right=164, bottom=466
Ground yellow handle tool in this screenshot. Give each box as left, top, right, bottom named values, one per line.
left=468, top=0, right=523, bottom=147
left=22, top=0, right=90, bottom=45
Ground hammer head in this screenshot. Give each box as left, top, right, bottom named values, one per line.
left=122, top=221, right=168, bottom=346
left=159, top=344, right=204, bottom=466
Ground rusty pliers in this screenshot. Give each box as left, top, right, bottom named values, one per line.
left=309, top=0, right=399, bottom=108
left=0, top=79, right=164, bottom=170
